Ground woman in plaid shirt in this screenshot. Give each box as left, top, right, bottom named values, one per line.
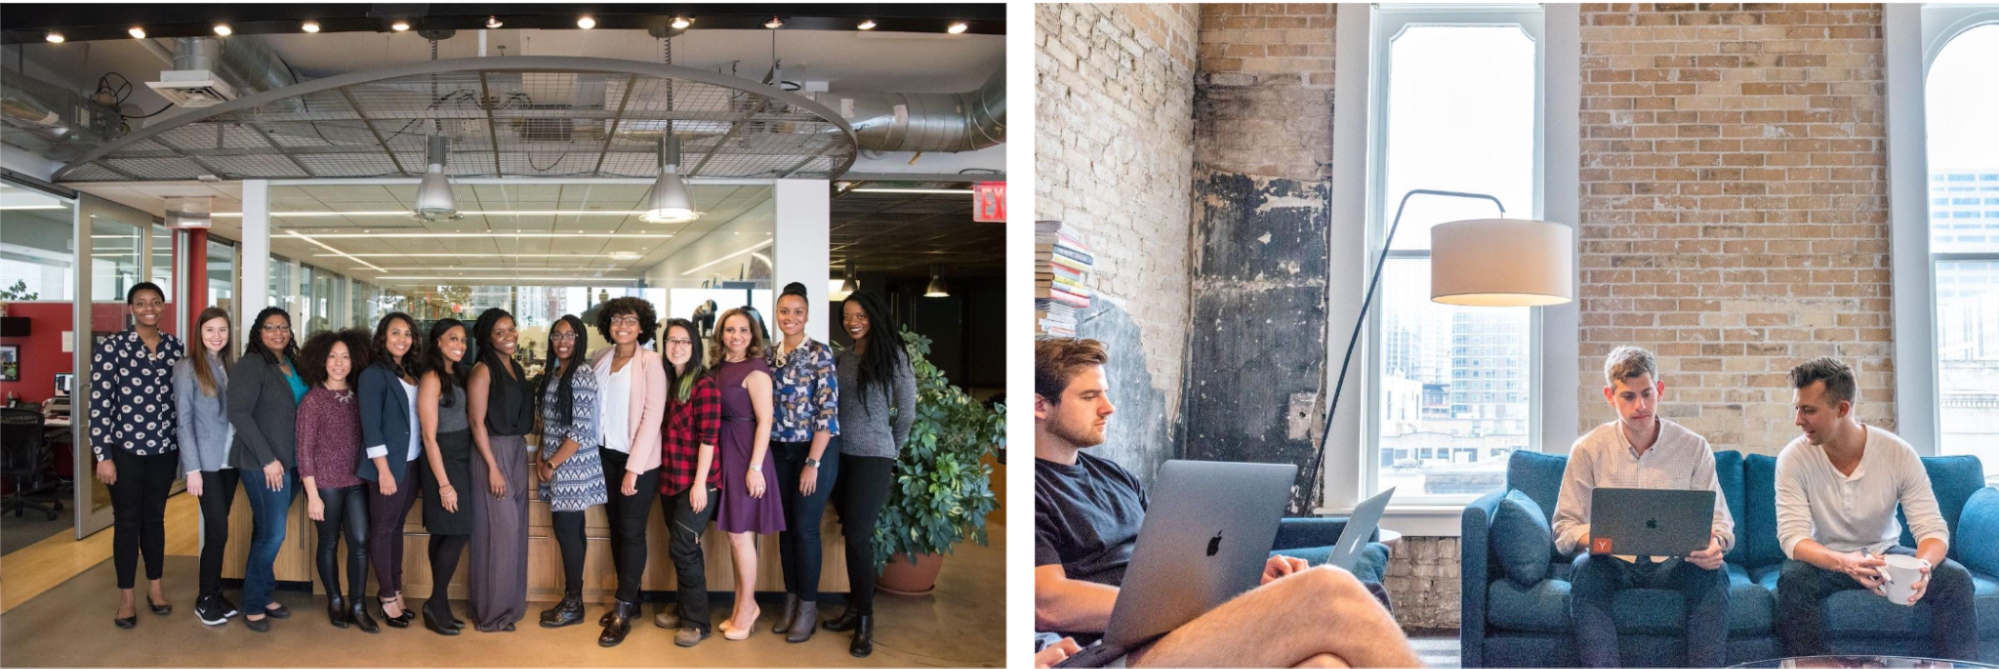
left=651, top=318, right=724, bottom=646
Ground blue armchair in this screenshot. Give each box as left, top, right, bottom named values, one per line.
left=1460, top=450, right=1999, bottom=667
left=1273, top=517, right=1391, bottom=585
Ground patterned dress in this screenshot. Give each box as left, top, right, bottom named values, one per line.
left=539, top=362, right=607, bottom=512
left=89, top=329, right=185, bottom=459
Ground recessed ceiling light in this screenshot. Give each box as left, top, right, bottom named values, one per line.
left=764, top=16, right=784, bottom=29
left=947, top=22, right=969, bottom=34
left=45, top=32, right=65, bottom=43
left=577, top=16, right=596, bottom=30
left=301, top=21, right=320, bottom=33
left=128, top=27, right=147, bottom=39
left=857, top=19, right=877, bottom=31
left=486, top=16, right=503, bottom=29
left=391, top=20, right=410, bottom=32
left=213, top=24, right=232, bottom=36
left=670, top=16, right=691, bottom=29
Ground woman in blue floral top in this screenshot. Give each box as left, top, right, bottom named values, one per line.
left=763, top=282, right=840, bottom=641
left=91, top=282, right=184, bottom=629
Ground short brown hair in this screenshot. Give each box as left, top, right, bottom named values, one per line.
left=1035, top=337, right=1108, bottom=403
left=1790, top=356, right=1856, bottom=407
left=1604, top=346, right=1657, bottom=386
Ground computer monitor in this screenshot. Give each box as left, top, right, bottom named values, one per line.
left=53, top=373, right=73, bottom=396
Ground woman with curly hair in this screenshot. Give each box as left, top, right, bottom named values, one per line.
left=295, top=328, right=378, bottom=633
left=357, top=312, right=423, bottom=627
left=466, top=308, right=533, bottom=632
left=417, top=318, right=474, bottom=635
left=712, top=306, right=784, bottom=640
left=535, top=315, right=605, bottom=629
left=589, top=296, right=668, bottom=647
left=822, top=290, right=917, bottom=657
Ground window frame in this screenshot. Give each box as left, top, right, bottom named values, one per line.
left=1358, top=4, right=1550, bottom=507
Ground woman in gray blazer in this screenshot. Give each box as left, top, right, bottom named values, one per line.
left=226, top=307, right=307, bottom=633
left=174, top=307, right=237, bottom=626
left=356, top=312, right=423, bottom=627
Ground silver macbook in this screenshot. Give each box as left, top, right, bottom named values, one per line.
left=1325, top=487, right=1395, bottom=571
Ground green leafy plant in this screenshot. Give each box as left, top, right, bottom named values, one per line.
left=869, top=327, right=1004, bottom=569
left=0, top=280, right=39, bottom=301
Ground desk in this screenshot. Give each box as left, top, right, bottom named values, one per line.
left=221, top=445, right=853, bottom=602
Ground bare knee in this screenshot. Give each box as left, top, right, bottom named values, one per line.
left=1295, top=653, right=1351, bottom=668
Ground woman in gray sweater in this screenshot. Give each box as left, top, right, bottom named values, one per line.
left=173, top=307, right=236, bottom=626
left=823, top=290, right=917, bottom=658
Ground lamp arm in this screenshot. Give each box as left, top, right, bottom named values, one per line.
left=1294, top=189, right=1505, bottom=515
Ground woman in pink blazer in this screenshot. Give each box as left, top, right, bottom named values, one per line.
left=588, top=297, right=669, bottom=647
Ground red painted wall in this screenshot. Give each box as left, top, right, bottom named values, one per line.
left=0, top=301, right=180, bottom=404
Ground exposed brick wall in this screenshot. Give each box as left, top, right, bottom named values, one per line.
left=1575, top=3, right=1893, bottom=453
left=1195, top=3, right=1336, bottom=181
left=1382, top=537, right=1463, bottom=631
left=1036, top=4, right=1201, bottom=476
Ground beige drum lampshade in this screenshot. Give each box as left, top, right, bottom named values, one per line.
left=1430, top=218, right=1574, bottom=307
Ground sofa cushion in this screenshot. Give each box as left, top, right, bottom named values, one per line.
left=1957, top=488, right=1999, bottom=577
left=1741, top=454, right=1786, bottom=569
left=1898, top=456, right=1986, bottom=561
left=1508, top=451, right=1567, bottom=521
left=1494, top=490, right=1555, bottom=587
left=1727, top=562, right=1776, bottom=636
left=1714, top=450, right=1748, bottom=564
left=1487, top=562, right=1775, bottom=638
left=1489, top=577, right=1572, bottom=633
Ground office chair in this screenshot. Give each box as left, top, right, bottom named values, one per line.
left=1, top=407, right=62, bottom=519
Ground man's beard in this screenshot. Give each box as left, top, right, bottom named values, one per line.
left=1047, top=416, right=1106, bottom=448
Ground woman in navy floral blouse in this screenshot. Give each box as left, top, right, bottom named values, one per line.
left=91, top=281, right=184, bottom=629
left=764, top=282, right=840, bottom=641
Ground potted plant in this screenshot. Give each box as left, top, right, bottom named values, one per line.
left=867, top=328, right=1004, bottom=596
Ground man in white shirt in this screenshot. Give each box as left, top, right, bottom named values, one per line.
left=1553, top=347, right=1733, bottom=667
left=1774, top=357, right=1979, bottom=660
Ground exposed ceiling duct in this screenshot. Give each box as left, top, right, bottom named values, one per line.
left=0, top=69, right=121, bottom=162
left=146, top=36, right=300, bottom=108
left=811, top=66, right=1005, bottom=153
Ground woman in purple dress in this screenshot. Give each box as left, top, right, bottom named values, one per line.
left=710, top=307, right=784, bottom=640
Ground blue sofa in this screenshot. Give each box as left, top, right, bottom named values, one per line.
left=1460, top=450, right=1999, bottom=667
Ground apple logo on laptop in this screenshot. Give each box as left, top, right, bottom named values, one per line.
left=1207, top=530, right=1223, bottom=557
left=1646, top=518, right=1658, bottom=530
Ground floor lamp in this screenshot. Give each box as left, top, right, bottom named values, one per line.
left=1295, top=189, right=1574, bottom=515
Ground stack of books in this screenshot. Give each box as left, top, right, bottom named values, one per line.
left=1035, top=220, right=1093, bottom=337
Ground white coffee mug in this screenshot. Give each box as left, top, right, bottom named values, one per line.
left=1874, top=553, right=1928, bottom=606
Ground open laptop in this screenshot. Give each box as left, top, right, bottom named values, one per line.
left=1589, top=488, right=1715, bottom=557
left=1097, top=460, right=1296, bottom=651
left=1324, top=486, right=1396, bottom=571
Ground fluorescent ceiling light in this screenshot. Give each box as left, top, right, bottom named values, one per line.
left=214, top=210, right=659, bottom=217
left=680, top=241, right=773, bottom=276
left=280, top=232, right=671, bottom=239
left=380, top=276, right=639, bottom=282
left=0, top=205, right=66, bottom=211
left=849, top=188, right=973, bottom=195
left=286, top=232, right=387, bottom=273
left=315, top=253, right=652, bottom=258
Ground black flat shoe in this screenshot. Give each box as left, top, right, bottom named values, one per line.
left=114, top=615, right=137, bottom=629
left=424, top=610, right=460, bottom=636
left=264, top=602, right=291, bottom=619
left=147, top=598, right=172, bottom=616
left=243, top=615, right=270, bottom=633
left=823, top=607, right=863, bottom=632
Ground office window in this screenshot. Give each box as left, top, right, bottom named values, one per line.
left=1370, top=6, right=1543, bottom=500
left=1930, top=22, right=1999, bottom=486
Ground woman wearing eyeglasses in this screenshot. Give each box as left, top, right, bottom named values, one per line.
left=589, top=297, right=668, bottom=647
left=226, top=307, right=308, bottom=632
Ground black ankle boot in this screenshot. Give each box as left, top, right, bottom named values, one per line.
left=541, top=592, right=584, bottom=628
left=328, top=594, right=350, bottom=629
left=849, top=614, right=874, bottom=658
left=823, top=606, right=863, bottom=632
left=349, top=600, right=379, bottom=633
left=598, top=600, right=636, bottom=647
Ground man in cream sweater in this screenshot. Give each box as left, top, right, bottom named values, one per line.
left=1775, top=357, right=1979, bottom=660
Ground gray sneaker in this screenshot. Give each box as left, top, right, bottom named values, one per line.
left=654, top=610, right=679, bottom=629
left=675, top=625, right=708, bottom=647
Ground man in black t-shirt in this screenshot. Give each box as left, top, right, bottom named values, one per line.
left=1034, top=338, right=1421, bottom=668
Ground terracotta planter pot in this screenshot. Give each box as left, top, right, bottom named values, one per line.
left=876, top=552, right=945, bottom=597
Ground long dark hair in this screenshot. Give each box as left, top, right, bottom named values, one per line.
left=188, top=307, right=234, bottom=397
left=471, top=308, right=524, bottom=383
left=371, top=312, right=423, bottom=380
left=540, top=315, right=590, bottom=427
left=662, top=318, right=706, bottom=405
left=245, top=307, right=299, bottom=367
left=424, top=318, right=467, bottom=408
left=842, top=290, right=907, bottom=410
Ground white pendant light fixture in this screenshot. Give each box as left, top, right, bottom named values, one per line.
left=925, top=266, right=949, bottom=298
left=414, top=134, right=460, bottom=221
left=641, top=134, right=699, bottom=224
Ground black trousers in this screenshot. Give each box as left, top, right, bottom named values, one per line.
left=836, top=454, right=895, bottom=614
left=367, top=473, right=418, bottom=598
left=109, top=449, right=177, bottom=590
left=194, top=468, right=240, bottom=600
left=662, top=485, right=720, bottom=631
left=1777, top=546, right=1981, bottom=661
left=551, top=511, right=587, bottom=594
left=313, top=485, right=370, bottom=602
left=600, top=449, right=659, bottom=604
left=773, top=439, right=839, bottom=602
left=426, top=533, right=469, bottom=616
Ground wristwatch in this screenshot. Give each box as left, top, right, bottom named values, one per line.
left=750, top=464, right=763, bottom=473
left=804, top=457, right=821, bottom=467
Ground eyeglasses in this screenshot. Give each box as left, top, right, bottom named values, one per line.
left=610, top=316, right=641, bottom=326
left=665, top=338, right=694, bottom=347
left=550, top=333, right=579, bottom=342
left=261, top=324, right=292, bottom=333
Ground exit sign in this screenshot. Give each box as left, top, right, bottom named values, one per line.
left=973, top=181, right=1005, bottom=223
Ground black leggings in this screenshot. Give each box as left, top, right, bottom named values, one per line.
left=109, top=449, right=177, bottom=590
left=600, top=449, right=658, bottom=604
left=427, top=533, right=469, bottom=616
left=551, top=511, right=587, bottom=593
left=836, top=454, right=895, bottom=614
left=195, top=468, right=240, bottom=600
left=313, top=485, right=370, bottom=602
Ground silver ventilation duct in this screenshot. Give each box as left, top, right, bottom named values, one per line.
left=1, top=71, right=120, bottom=161
left=813, top=66, right=1005, bottom=153
left=172, top=37, right=299, bottom=98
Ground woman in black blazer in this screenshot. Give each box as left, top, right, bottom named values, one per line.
left=356, top=312, right=423, bottom=628
left=225, top=307, right=307, bottom=633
